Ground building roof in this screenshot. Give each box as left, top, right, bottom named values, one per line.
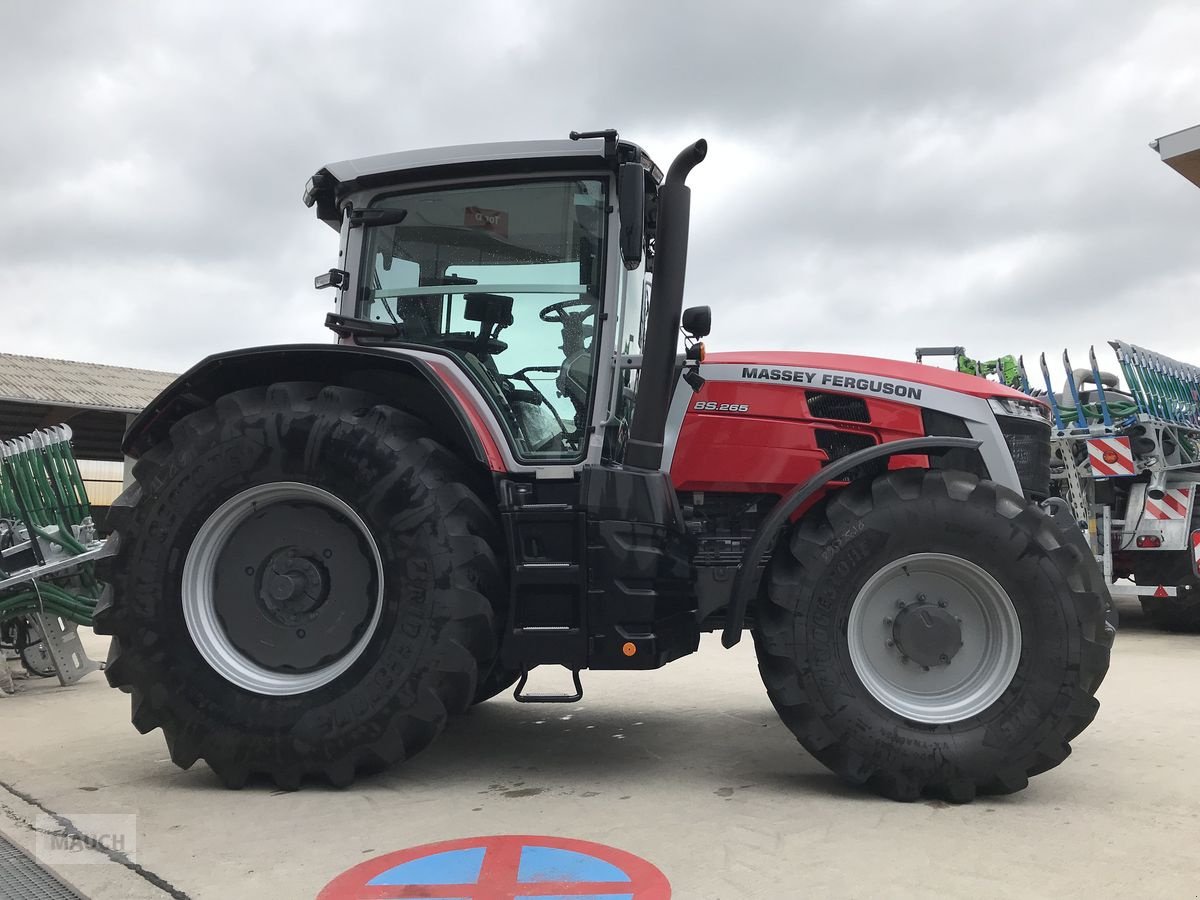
left=1152, top=124, right=1200, bottom=189
left=0, top=353, right=176, bottom=414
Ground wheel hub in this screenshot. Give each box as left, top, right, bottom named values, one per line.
left=182, top=482, right=384, bottom=696
left=258, top=549, right=328, bottom=625
left=891, top=599, right=963, bottom=669
left=846, top=552, right=1022, bottom=724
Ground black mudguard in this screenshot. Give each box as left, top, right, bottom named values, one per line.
left=123, top=343, right=488, bottom=467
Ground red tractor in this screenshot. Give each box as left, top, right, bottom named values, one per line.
left=96, top=131, right=1113, bottom=802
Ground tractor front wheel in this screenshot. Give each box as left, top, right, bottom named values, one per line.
left=755, top=469, right=1112, bottom=802
left=94, top=383, right=502, bottom=789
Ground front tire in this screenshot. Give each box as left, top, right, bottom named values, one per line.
left=755, top=469, right=1112, bottom=802
left=94, top=383, right=501, bottom=789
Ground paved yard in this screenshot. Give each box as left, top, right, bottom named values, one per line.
left=2, top=599, right=1198, bottom=899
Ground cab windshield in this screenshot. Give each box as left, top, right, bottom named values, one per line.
left=357, top=178, right=607, bottom=462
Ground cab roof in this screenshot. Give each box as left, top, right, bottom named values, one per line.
left=305, top=136, right=660, bottom=228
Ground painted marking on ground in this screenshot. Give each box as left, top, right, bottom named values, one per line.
left=317, top=834, right=671, bottom=899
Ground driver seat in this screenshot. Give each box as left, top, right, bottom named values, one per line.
left=557, top=350, right=592, bottom=421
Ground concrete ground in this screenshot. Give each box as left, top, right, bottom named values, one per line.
left=2, top=599, right=1198, bottom=900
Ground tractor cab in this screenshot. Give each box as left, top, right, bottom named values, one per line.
left=304, top=132, right=673, bottom=470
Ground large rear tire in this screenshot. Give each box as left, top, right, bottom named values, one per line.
left=755, top=469, right=1112, bottom=802
left=94, top=383, right=502, bottom=789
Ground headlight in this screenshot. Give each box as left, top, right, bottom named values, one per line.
left=989, top=396, right=1051, bottom=424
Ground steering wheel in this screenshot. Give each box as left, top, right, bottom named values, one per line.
left=539, top=299, right=595, bottom=323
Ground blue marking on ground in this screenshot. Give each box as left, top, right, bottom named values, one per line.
left=367, top=847, right=486, bottom=886
left=517, top=846, right=631, bottom=884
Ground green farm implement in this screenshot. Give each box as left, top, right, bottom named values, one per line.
left=0, top=425, right=113, bottom=687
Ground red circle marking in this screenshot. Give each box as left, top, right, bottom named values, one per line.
left=318, top=834, right=671, bottom=899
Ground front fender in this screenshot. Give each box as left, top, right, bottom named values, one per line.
left=720, top=435, right=982, bottom=648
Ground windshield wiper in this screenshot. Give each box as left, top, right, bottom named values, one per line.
left=324, top=312, right=403, bottom=339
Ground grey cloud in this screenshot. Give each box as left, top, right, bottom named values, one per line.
left=1, top=0, right=1198, bottom=375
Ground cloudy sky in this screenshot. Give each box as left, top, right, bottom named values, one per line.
left=4, top=1, right=1200, bottom=387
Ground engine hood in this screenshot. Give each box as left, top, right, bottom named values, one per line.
left=705, top=350, right=1036, bottom=402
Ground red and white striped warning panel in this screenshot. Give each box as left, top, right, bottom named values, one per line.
left=1144, top=487, right=1192, bottom=520
left=1087, top=436, right=1135, bottom=477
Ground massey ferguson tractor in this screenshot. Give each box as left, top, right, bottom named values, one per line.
left=94, top=132, right=1113, bottom=802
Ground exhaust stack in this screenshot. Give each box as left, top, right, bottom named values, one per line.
left=624, top=139, right=707, bottom=471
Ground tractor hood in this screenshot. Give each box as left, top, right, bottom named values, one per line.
left=705, top=351, right=1037, bottom=402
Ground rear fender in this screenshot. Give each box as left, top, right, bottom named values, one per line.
left=123, top=344, right=502, bottom=471
left=720, top=435, right=981, bottom=648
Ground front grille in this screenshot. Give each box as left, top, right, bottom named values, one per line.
left=997, top=416, right=1051, bottom=498
left=806, top=391, right=871, bottom=423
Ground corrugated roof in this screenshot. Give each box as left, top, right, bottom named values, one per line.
left=0, top=353, right=176, bottom=413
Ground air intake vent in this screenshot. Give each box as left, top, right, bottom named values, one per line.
left=815, top=428, right=885, bottom=483
left=806, top=392, right=870, bottom=423
left=816, top=429, right=876, bottom=461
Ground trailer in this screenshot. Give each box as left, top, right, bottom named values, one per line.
left=917, top=342, right=1200, bottom=630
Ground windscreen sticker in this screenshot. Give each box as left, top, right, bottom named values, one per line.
left=464, top=206, right=509, bottom=237
left=740, top=366, right=923, bottom=400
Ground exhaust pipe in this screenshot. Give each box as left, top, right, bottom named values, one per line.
left=624, top=139, right=707, bottom=471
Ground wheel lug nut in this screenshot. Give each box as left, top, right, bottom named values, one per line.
left=939, top=654, right=949, bottom=663
left=896, top=600, right=907, bottom=609
left=885, top=640, right=895, bottom=648
left=916, top=593, right=927, bottom=603
left=883, top=617, right=893, bottom=625
left=937, top=599, right=948, bottom=608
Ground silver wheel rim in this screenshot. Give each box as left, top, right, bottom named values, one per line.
left=846, top=552, right=1022, bottom=724
left=182, top=482, right=383, bottom=696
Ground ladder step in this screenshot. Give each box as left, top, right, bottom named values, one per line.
left=513, top=667, right=583, bottom=703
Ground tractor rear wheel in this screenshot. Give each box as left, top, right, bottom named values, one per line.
left=471, top=665, right=521, bottom=705
left=755, top=469, right=1111, bottom=802
left=94, top=383, right=502, bottom=789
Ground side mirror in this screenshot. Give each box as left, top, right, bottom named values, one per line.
left=618, top=162, right=645, bottom=270
left=681, top=305, right=712, bottom=338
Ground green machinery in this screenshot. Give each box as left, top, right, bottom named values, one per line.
left=915, top=346, right=1025, bottom=390
left=0, top=425, right=114, bottom=686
